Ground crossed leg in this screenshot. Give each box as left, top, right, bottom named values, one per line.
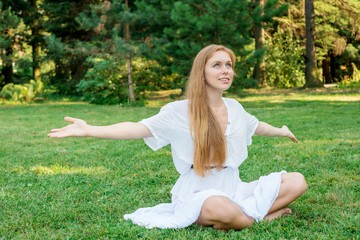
left=196, top=172, right=307, bottom=230
left=264, top=172, right=307, bottom=221
left=195, top=196, right=254, bottom=230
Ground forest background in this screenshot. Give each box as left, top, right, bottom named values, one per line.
left=1, top=0, right=360, bottom=105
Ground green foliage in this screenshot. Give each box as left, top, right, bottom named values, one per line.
left=265, top=31, right=305, bottom=88
left=231, top=43, right=259, bottom=89
left=77, top=56, right=178, bottom=105
left=0, top=80, right=44, bottom=103
left=171, top=0, right=251, bottom=68
left=14, top=56, right=33, bottom=83
left=338, top=63, right=360, bottom=89
left=2, top=0, right=359, bottom=96
left=276, top=0, right=360, bottom=84
left=0, top=3, right=22, bottom=47
left=141, top=0, right=253, bottom=88
left=43, top=0, right=100, bottom=95
left=0, top=2, right=26, bottom=85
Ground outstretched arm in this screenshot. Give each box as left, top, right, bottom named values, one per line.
left=255, top=121, right=298, bottom=143
left=48, top=117, right=152, bottom=139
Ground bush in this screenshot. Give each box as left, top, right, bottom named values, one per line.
left=77, top=56, right=179, bottom=105
left=0, top=80, right=44, bottom=103
left=338, top=63, right=360, bottom=89
left=265, top=31, right=306, bottom=88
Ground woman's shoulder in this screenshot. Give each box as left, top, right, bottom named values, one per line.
left=223, top=97, right=244, bottom=109
left=162, top=99, right=188, bottom=111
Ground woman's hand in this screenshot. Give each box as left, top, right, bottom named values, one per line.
left=48, top=117, right=89, bottom=138
left=255, top=122, right=299, bottom=143
left=281, top=125, right=299, bottom=143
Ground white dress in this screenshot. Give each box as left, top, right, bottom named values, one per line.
left=124, top=98, right=285, bottom=229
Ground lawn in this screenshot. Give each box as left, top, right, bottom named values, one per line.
left=0, top=89, right=359, bottom=239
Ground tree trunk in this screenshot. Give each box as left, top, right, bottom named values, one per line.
left=126, top=55, right=135, bottom=102
left=125, top=0, right=135, bottom=103
left=254, top=0, right=266, bottom=87
left=322, top=53, right=331, bottom=83
left=31, top=0, right=41, bottom=83
left=1, top=47, right=14, bottom=86
left=330, top=53, right=337, bottom=82
left=304, top=0, right=323, bottom=87
left=32, top=40, right=41, bottom=83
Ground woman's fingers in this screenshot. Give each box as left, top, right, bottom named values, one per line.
left=50, top=124, right=72, bottom=133
left=289, top=130, right=299, bottom=143
left=282, top=125, right=299, bottom=143
left=48, top=132, right=69, bottom=138
left=289, top=133, right=299, bottom=143
left=48, top=118, right=74, bottom=137
left=64, top=116, right=77, bottom=123
left=48, top=117, right=88, bottom=138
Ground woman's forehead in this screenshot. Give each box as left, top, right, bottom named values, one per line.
left=207, top=51, right=232, bottom=63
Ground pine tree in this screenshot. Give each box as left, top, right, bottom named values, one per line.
left=43, top=0, right=101, bottom=94
left=147, top=0, right=254, bottom=88
left=76, top=0, right=142, bottom=101
left=1, top=0, right=44, bottom=86
left=0, top=3, right=23, bottom=86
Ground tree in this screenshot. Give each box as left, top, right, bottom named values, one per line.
left=43, top=0, right=101, bottom=94
left=149, top=0, right=254, bottom=88
left=304, top=0, right=322, bottom=87
left=316, top=0, right=360, bottom=83
left=265, top=29, right=305, bottom=88
left=29, top=0, right=42, bottom=84
left=0, top=3, right=23, bottom=87
left=124, top=0, right=135, bottom=102
left=251, top=0, right=288, bottom=87
left=0, top=0, right=45, bottom=87
left=276, top=0, right=360, bottom=85
left=76, top=0, right=144, bottom=101
left=254, top=0, right=266, bottom=87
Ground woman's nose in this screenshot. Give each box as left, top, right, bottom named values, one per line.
left=222, top=67, right=229, bottom=74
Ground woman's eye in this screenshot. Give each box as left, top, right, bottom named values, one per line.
left=226, top=63, right=232, bottom=68
left=213, top=63, right=220, bottom=68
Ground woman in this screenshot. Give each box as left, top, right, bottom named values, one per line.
left=48, top=44, right=307, bottom=230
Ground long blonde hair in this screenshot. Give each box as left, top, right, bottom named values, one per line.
left=185, top=45, right=236, bottom=177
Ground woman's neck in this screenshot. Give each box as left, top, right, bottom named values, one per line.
left=206, top=90, right=224, bottom=108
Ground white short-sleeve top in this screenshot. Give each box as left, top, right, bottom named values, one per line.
left=139, top=98, right=259, bottom=175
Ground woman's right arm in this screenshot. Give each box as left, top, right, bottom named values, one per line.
left=48, top=117, right=152, bottom=139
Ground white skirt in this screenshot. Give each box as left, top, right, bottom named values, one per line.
left=124, top=168, right=286, bottom=229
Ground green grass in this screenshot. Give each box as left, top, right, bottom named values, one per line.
left=0, top=89, right=359, bottom=239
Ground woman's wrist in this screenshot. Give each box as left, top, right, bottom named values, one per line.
left=84, top=125, right=93, bottom=137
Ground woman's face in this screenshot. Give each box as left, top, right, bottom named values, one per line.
left=204, top=51, right=234, bottom=94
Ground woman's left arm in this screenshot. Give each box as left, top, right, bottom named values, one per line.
left=254, top=121, right=298, bottom=143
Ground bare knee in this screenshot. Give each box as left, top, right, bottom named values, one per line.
left=283, top=172, right=307, bottom=196
left=293, top=172, right=307, bottom=194
left=202, top=197, right=234, bottom=223
left=200, top=196, right=254, bottom=229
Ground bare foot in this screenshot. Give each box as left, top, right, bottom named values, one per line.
left=264, top=208, right=292, bottom=222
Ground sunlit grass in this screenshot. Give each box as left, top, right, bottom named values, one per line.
left=29, top=165, right=110, bottom=175
left=0, top=88, right=359, bottom=239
